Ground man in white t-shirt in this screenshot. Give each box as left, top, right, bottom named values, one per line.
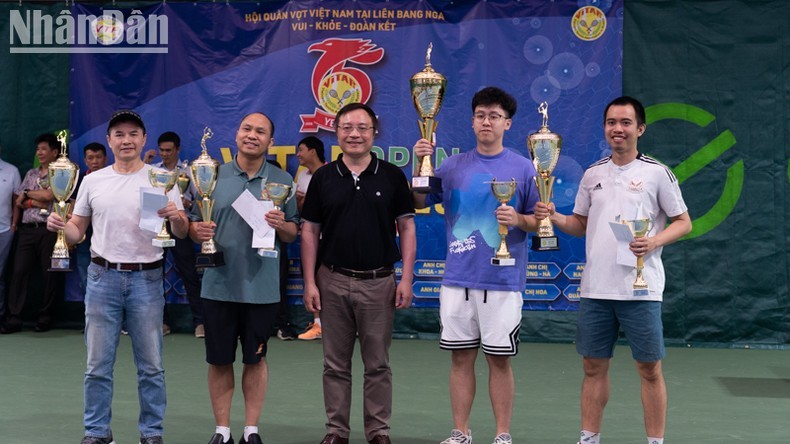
left=293, top=135, right=327, bottom=341
left=536, top=96, right=691, bottom=444
left=0, top=143, right=21, bottom=320
left=48, top=110, right=188, bottom=444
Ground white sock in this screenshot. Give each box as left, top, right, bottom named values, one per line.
left=215, top=426, right=231, bottom=442
left=244, top=426, right=259, bottom=440
left=580, top=430, right=601, bottom=444
left=314, top=318, right=321, bottom=327
left=647, top=438, right=663, bottom=444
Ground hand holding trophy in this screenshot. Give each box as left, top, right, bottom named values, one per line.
left=410, top=42, right=446, bottom=193
left=258, top=182, right=293, bottom=258
left=48, top=130, right=80, bottom=271
left=191, top=127, right=225, bottom=268
left=527, top=102, right=562, bottom=251
left=490, top=178, right=517, bottom=266
left=148, top=169, right=179, bottom=248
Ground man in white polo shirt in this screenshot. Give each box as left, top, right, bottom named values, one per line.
left=536, top=96, right=691, bottom=444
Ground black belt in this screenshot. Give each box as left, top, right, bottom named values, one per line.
left=92, top=257, right=163, bottom=272
left=20, top=222, right=46, bottom=228
left=329, top=265, right=394, bottom=280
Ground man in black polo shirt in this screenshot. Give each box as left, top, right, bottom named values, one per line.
left=300, top=102, right=416, bottom=444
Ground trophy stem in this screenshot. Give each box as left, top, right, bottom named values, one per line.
left=495, top=223, right=510, bottom=259
left=634, top=256, right=648, bottom=290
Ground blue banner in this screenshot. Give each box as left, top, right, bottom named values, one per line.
left=67, top=0, right=623, bottom=310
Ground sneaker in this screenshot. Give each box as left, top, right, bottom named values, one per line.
left=207, top=433, right=234, bottom=444
left=195, top=324, right=205, bottom=338
left=441, top=429, right=472, bottom=444
left=140, top=436, right=164, bottom=444
left=240, top=433, right=263, bottom=444
left=121, top=329, right=129, bottom=335
left=298, top=322, right=322, bottom=340
left=492, top=433, right=511, bottom=444
left=162, top=324, right=171, bottom=336
left=277, top=325, right=297, bottom=341
left=80, top=436, right=116, bottom=444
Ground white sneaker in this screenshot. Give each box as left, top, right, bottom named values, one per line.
left=492, top=433, right=512, bottom=444
left=441, top=429, right=472, bottom=444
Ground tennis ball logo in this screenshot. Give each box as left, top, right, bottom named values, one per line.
left=645, top=103, right=743, bottom=240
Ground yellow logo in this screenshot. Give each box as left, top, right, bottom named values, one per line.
left=318, top=71, right=362, bottom=115
left=571, top=6, right=606, bottom=41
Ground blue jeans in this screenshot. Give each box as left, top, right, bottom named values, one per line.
left=84, top=262, right=166, bottom=438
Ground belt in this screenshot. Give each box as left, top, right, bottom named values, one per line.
left=329, top=265, right=394, bottom=280
left=20, top=222, right=46, bottom=228
left=91, top=257, right=163, bottom=272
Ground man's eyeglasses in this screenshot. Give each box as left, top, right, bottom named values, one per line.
left=337, top=124, right=375, bottom=134
left=473, top=113, right=508, bottom=123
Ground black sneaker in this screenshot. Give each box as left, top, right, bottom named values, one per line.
left=276, top=325, right=297, bottom=341
left=140, top=436, right=163, bottom=444
left=208, top=433, right=234, bottom=444
left=240, top=433, right=263, bottom=444
left=80, top=436, right=115, bottom=444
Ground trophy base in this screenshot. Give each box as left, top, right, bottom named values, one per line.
left=196, top=252, right=225, bottom=269
left=258, top=248, right=279, bottom=259
left=152, top=238, right=176, bottom=248
left=49, top=257, right=71, bottom=272
left=633, top=287, right=649, bottom=297
left=491, top=257, right=516, bottom=266
left=411, top=176, right=441, bottom=193
left=531, top=235, right=559, bottom=251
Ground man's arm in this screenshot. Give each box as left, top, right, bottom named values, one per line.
left=47, top=212, right=90, bottom=245
left=632, top=211, right=692, bottom=256
left=300, top=221, right=322, bottom=313
left=535, top=202, right=588, bottom=237
left=395, top=215, right=416, bottom=309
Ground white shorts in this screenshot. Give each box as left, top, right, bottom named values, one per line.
left=439, top=285, right=523, bottom=356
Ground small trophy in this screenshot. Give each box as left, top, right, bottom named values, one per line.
left=490, top=178, right=517, bottom=266
left=258, top=182, right=292, bottom=258
left=410, top=42, right=446, bottom=193
left=191, top=127, right=225, bottom=268
left=622, top=218, right=654, bottom=297
left=176, top=160, right=191, bottom=197
left=148, top=168, right=179, bottom=248
left=527, top=102, right=562, bottom=251
left=48, top=130, right=80, bottom=271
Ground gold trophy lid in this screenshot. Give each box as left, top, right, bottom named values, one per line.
left=410, top=43, right=447, bottom=119
left=527, top=102, right=562, bottom=175
left=191, top=127, right=220, bottom=197
left=48, top=130, right=79, bottom=201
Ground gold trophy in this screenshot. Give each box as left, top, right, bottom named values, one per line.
left=622, top=218, right=654, bottom=296
left=191, top=127, right=225, bottom=268
left=48, top=130, right=80, bottom=271
left=410, top=42, right=446, bottom=193
left=148, top=168, right=178, bottom=248
left=527, top=102, right=562, bottom=251
left=258, top=182, right=292, bottom=259
left=490, top=178, right=517, bottom=266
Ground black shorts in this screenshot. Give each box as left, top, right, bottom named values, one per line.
left=202, top=298, right=279, bottom=365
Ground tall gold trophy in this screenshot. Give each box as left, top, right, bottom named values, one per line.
left=191, top=127, right=225, bottom=268
left=490, top=178, right=517, bottom=266
left=410, top=42, right=445, bottom=193
left=622, top=218, right=653, bottom=297
left=148, top=168, right=178, bottom=248
left=527, top=102, right=562, bottom=251
left=48, top=130, right=80, bottom=271
left=258, top=182, right=292, bottom=259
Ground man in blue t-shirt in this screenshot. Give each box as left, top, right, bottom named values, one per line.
left=413, top=87, right=542, bottom=444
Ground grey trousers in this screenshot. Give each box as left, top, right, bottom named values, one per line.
left=317, top=264, right=396, bottom=441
